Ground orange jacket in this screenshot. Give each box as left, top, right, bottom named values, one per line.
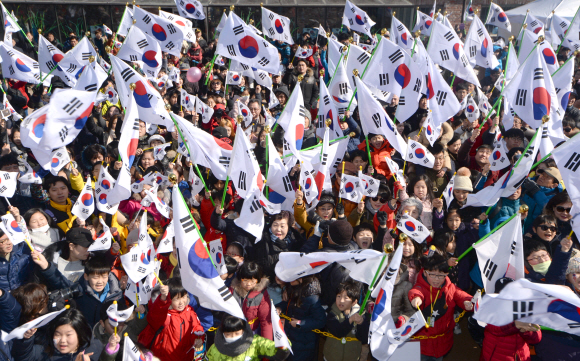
left=358, top=139, right=394, bottom=179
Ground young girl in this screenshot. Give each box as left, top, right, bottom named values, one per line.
left=408, top=175, right=436, bottom=229
left=430, top=230, right=459, bottom=286
left=23, top=208, right=61, bottom=251
left=229, top=262, right=273, bottom=341
left=138, top=277, right=205, bottom=361
left=401, top=236, right=421, bottom=285
left=409, top=253, right=473, bottom=360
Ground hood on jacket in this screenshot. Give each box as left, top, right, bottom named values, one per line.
left=231, top=277, right=269, bottom=298
left=214, top=321, right=254, bottom=357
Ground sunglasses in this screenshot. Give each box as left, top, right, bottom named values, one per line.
left=372, top=194, right=389, bottom=203
left=564, top=127, right=572, bottom=132
left=538, top=225, right=558, bottom=232
left=556, top=206, right=572, bottom=214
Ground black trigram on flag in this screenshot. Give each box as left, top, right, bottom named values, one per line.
left=388, top=49, right=404, bottom=63
left=63, top=98, right=83, bottom=115
left=371, top=113, right=381, bottom=128
left=129, top=55, right=138, bottom=62
left=218, top=285, right=233, bottom=301
left=338, top=83, right=348, bottom=95
left=530, top=20, right=538, bottom=27
left=81, top=52, right=92, bottom=61
left=166, top=42, right=176, bottom=51
left=268, top=28, right=275, bottom=37
left=560, top=21, right=567, bottom=29
left=399, top=96, right=405, bottom=106
left=249, top=197, right=261, bottom=213
left=179, top=215, right=196, bottom=233
left=237, top=171, right=247, bottom=191
left=413, top=78, right=422, bottom=93
left=167, top=24, right=177, bottom=34
left=477, top=28, right=484, bottom=37
left=121, top=67, right=134, bottom=82
left=298, top=105, right=307, bottom=118
left=379, top=73, right=389, bottom=86
left=443, top=31, right=454, bottom=41
left=357, top=52, right=370, bottom=64
left=218, top=156, right=230, bottom=165
left=47, top=44, right=57, bottom=52
left=8, top=65, right=14, bottom=75
left=348, top=18, right=353, bottom=26
left=233, top=25, right=244, bottom=36
left=397, top=24, right=404, bottom=32
left=66, top=64, right=77, bottom=74
left=533, top=68, right=543, bottom=80
left=142, top=14, right=152, bottom=24
left=85, top=84, right=98, bottom=92
left=542, top=125, right=548, bottom=139
left=436, top=90, right=447, bottom=106
left=482, top=259, right=497, bottom=281
left=227, top=44, right=236, bottom=57
left=46, top=60, right=56, bottom=70
left=440, top=49, right=449, bottom=61
left=564, top=152, right=580, bottom=172
left=137, top=39, right=148, bottom=49
left=323, top=95, right=330, bottom=106
left=469, top=46, right=477, bottom=58
left=269, top=13, right=274, bottom=20
left=282, top=175, right=292, bottom=192
left=258, top=57, right=270, bottom=66
left=513, top=301, right=534, bottom=320
left=515, top=89, right=527, bottom=106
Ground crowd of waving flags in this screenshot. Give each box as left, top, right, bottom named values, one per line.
left=3, top=0, right=580, bottom=357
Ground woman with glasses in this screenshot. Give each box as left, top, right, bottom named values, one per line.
left=408, top=253, right=473, bottom=361
left=543, top=190, right=578, bottom=250
left=524, top=214, right=560, bottom=256
left=523, top=237, right=573, bottom=285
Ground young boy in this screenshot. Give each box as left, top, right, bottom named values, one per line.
left=324, top=280, right=368, bottom=361
left=138, top=277, right=205, bottom=361
left=352, top=223, right=376, bottom=250
left=357, top=133, right=395, bottom=179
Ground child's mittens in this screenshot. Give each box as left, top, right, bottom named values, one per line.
left=394, top=316, right=406, bottom=328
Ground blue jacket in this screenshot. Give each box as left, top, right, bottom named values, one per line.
left=273, top=41, right=291, bottom=66
left=522, top=183, right=563, bottom=233
left=341, top=116, right=361, bottom=154
left=0, top=243, right=32, bottom=291
left=188, top=293, right=214, bottom=331
left=12, top=336, right=105, bottom=361
left=0, top=289, right=21, bottom=361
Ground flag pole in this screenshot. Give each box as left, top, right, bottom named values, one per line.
left=168, top=111, right=215, bottom=207
left=281, top=133, right=351, bottom=158
left=224, top=59, right=232, bottom=99
left=339, top=161, right=345, bottom=203
left=220, top=115, right=242, bottom=209
left=204, top=54, right=219, bottom=86
left=555, top=5, right=580, bottom=56
left=1, top=2, right=37, bottom=53
left=358, top=252, right=388, bottom=315
left=439, top=172, right=456, bottom=199
left=265, top=131, right=270, bottom=200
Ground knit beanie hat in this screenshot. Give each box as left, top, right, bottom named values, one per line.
left=454, top=175, right=473, bottom=192
left=328, top=220, right=353, bottom=246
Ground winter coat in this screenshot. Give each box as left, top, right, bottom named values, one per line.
left=118, top=199, right=162, bottom=222
left=44, top=199, right=76, bottom=234
left=210, top=210, right=256, bottom=259
left=317, top=242, right=358, bottom=307
left=522, top=182, right=563, bottom=233
left=277, top=278, right=326, bottom=361
left=524, top=244, right=572, bottom=285
left=138, top=295, right=205, bottom=361
left=457, top=137, right=499, bottom=187
left=92, top=310, right=148, bottom=361
left=283, top=68, right=319, bottom=110
left=480, top=322, right=541, bottom=361
left=0, top=242, right=32, bottom=291
left=533, top=329, right=580, bottom=361
left=341, top=116, right=361, bottom=154
left=358, top=139, right=394, bottom=179
left=0, top=288, right=21, bottom=361
left=323, top=303, right=363, bottom=361
left=11, top=336, right=108, bottom=361
left=408, top=270, right=472, bottom=358
left=254, top=227, right=304, bottom=279
left=206, top=322, right=290, bottom=361
left=230, top=277, right=273, bottom=340
left=391, top=267, right=416, bottom=320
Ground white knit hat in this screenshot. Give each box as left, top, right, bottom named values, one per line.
left=454, top=175, right=473, bottom=192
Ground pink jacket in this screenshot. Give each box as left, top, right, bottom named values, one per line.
left=118, top=199, right=162, bottom=221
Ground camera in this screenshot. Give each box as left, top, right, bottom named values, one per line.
left=48, top=284, right=82, bottom=311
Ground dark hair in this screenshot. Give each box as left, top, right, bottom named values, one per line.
left=524, top=239, right=548, bottom=259
left=476, top=144, right=494, bottom=152
left=446, top=207, right=462, bottom=221
left=408, top=174, right=435, bottom=201
left=447, top=134, right=461, bottom=147
left=428, top=142, right=445, bottom=156
left=287, top=275, right=319, bottom=307
left=167, top=277, right=188, bottom=299
left=237, top=261, right=263, bottom=281
left=212, top=189, right=231, bottom=205
left=420, top=252, right=449, bottom=273
left=540, top=158, right=557, bottom=168
left=42, top=175, right=72, bottom=193
left=12, top=283, right=49, bottom=325
left=220, top=315, right=246, bottom=333
left=353, top=222, right=375, bottom=239
left=336, top=279, right=361, bottom=301
left=269, top=211, right=294, bottom=230
left=0, top=153, right=19, bottom=169
left=47, top=308, right=92, bottom=356
left=455, top=83, right=468, bottom=92
left=227, top=242, right=244, bottom=258
left=23, top=208, right=54, bottom=229
left=532, top=214, right=558, bottom=229
left=85, top=144, right=106, bottom=164
left=545, top=190, right=570, bottom=218
left=349, top=149, right=368, bottom=164
left=224, top=255, right=238, bottom=276
left=84, top=256, right=111, bottom=276
left=431, top=230, right=456, bottom=255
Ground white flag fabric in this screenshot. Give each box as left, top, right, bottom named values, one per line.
left=517, top=29, right=540, bottom=66
left=503, top=45, right=560, bottom=130
left=474, top=278, right=580, bottom=335
left=157, top=221, right=174, bottom=254
left=318, top=24, right=327, bottom=39
left=276, top=249, right=387, bottom=284
left=464, top=0, right=474, bottom=22
left=180, top=89, right=195, bottom=111
left=120, top=243, right=156, bottom=283
left=265, top=135, right=294, bottom=210
left=117, top=25, right=162, bottom=79
left=261, top=7, right=293, bottom=45
left=69, top=37, right=99, bottom=65
left=342, top=0, right=376, bottom=37
left=226, top=70, right=243, bottom=86
left=427, top=20, right=480, bottom=87
left=355, top=76, right=407, bottom=155
left=489, top=138, right=510, bottom=171
left=313, top=127, right=332, bottom=200
left=358, top=171, right=380, bottom=198
left=525, top=13, right=545, bottom=37
left=294, top=46, right=313, bottom=59
left=88, top=217, right=114, bottom=252
left=271, top=299, right=293, bottom=352
left=475, top=213, right=524, bottom=293
left=385, top=156, right=405, bottom=182
left=227, top=128, right=263, bottom=199
left=339, top=173, right=363, bottom=203
left=464, top=16, right=499, bottom=69
left=423, top=111, right=441, bottom=147
left=394, top=52, right=425, bottom=122
left=423, top=55, right=461, bottom=126
left=385, top=310, right=426, bottom=348
left=390, top=16, right=413, bottom=52
left=329, top=59, right=357, bottom=117
left=38, top=34, right=75, bottom=87
left=552, top=134, right=580, bottom=202
left=0, top=171, right=18, bottom=198
left=133, top=7, right=185, bottom=57
left=123, top=334, right=144, bottom=361
left=19, top=107, right=51, bottom=169
left=538, top=39, right=558, bottom=76
left=50, top=147, right=70, bottom=176
left=413, top=10, right=434, bottom=36
left=0, top=212, right=25, bottom=246
left=216, top=11, right=228, bottom=35
left=316, top=77, right=342, bottom=140
left=73, top=61, right=107, bottom=92
left=104, top=87, right=119, bottom=105
left=188, top=164, right=205, bottom=197
left=153, top=142, right=171, bottom=161
left=18, top=160, right=41, bottom=185
left=397, top=213, right=430, bottom=243
left=1, top=4, right=21, bottom=37
left=175, top=0, right=206, bottom=20
left=277, top=81, right=307, bottom=159
left=157, top=9, right=195, bottom=44
left=234, top=185, right=266, bottom=240
left=328, top=37, right=346, bottom=77
left=486, top=3, right=511, bottom=32
left=405, top=139, right=435, bottom=168
left=236, top=99, right=253, bottom=127
left=208, top=239, right=227, bottom=275
left=106, top=302, right=134, bottom=327
left=0, top=42, right=41, bottom=84
left=216, top=12, right=280, bottom=74
left=551, top=14, right=570, bottom=49
left=173, top=186, right=245, bottom=318
left=299, top=160, right=319, bottom=204
left=143, top=188, right=171, bottom=218
left=118, top=6, right=134, bottom=37
left=110, top=55, right=173, bottom=130
left=72, top=176, right=95, bottom=221
left=552, top=57, right=575, bottom=115
left=1, top=308, right=66, bottom=342
left=442, top=174, right=455, bottom=209
left=195, top=95, right=214, bottom=124
left=125, top=277, right=151, bottom=307
left=345, top=43, right=370, bottom=95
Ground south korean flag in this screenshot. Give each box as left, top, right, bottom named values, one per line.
left=196, top=95, right=214, bottom=124
left=49, top=147, right=70, bottom=176
left=189, top=164, right=205, bottom=196
left=358, top=170, right=379, bottom=198
left=489, top=137, right=510, bottom=171
left=405, top=139, right=435, bottom=168
left=180, top=89, right=195, bottom=111
left=71, top=176, right=95, bottom=221
left=342, top=0, right=376, bottom=37
left=133, top=7, right=185, bottom=57
left=397, top=213, right=430, bottom=243
left=95, top=165, right=119, bottom=215
left=261, top=7, right=294, bottom=45
left=0, top=42, right=41, bottom=85
left=117, top=25, right=162, bottom=79
left=226, top=70, right=243, bottom=85
left=339, top=173, right=363, bottom=203
left=88, top=217, right=113, bottom=252
left=175, top=0, right=206, bottom=20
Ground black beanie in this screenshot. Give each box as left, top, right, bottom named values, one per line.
left=328, top=220, right=353, bottom=246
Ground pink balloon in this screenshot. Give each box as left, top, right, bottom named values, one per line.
left=186, top=67, right=202, bottom=83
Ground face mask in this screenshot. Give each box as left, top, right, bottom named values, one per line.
left=224, top=334, right=242, bottom=343
left=31, top=224, right=50, bottom=233
left=531, top=260, right=552, bottom=275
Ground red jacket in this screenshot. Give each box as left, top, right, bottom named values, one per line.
left=358, top=139, right=394, bottom=179
left=408, top=270, right=472, bottom=358
left=480, top=322, right=541, bottom=361
left=138, top=295, right=204, bottom=361
left=230, top=277, right=273, bottom=340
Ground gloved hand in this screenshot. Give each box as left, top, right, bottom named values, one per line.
left=336, top=202, right=345, bottom=218
left=522, top=178, right=540, bottom=196
left=393, top=181, right=405, bottom=199
left=313, top=221, right=322, bottom=237
left=377, top=211, right=388, bottom=227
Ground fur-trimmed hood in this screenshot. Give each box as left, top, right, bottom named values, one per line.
left=231, top=276, right=269, bottom=298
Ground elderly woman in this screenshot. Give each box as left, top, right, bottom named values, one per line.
left=375, top=197, right=424, bottom=250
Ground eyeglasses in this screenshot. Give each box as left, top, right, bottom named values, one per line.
left=527, top=253, right=551, bottom=263
left=425, top=271, right=447, bottom=280
left=372, top=194, right=389, bottom=203
left=538, top=225, right=558, bottom=232
left=226, top=252, right=241, bottom=257
left=555, top=206, right=572, bottom=214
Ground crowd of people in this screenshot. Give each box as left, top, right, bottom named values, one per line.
left=0, top=3, right=579, bottom=361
